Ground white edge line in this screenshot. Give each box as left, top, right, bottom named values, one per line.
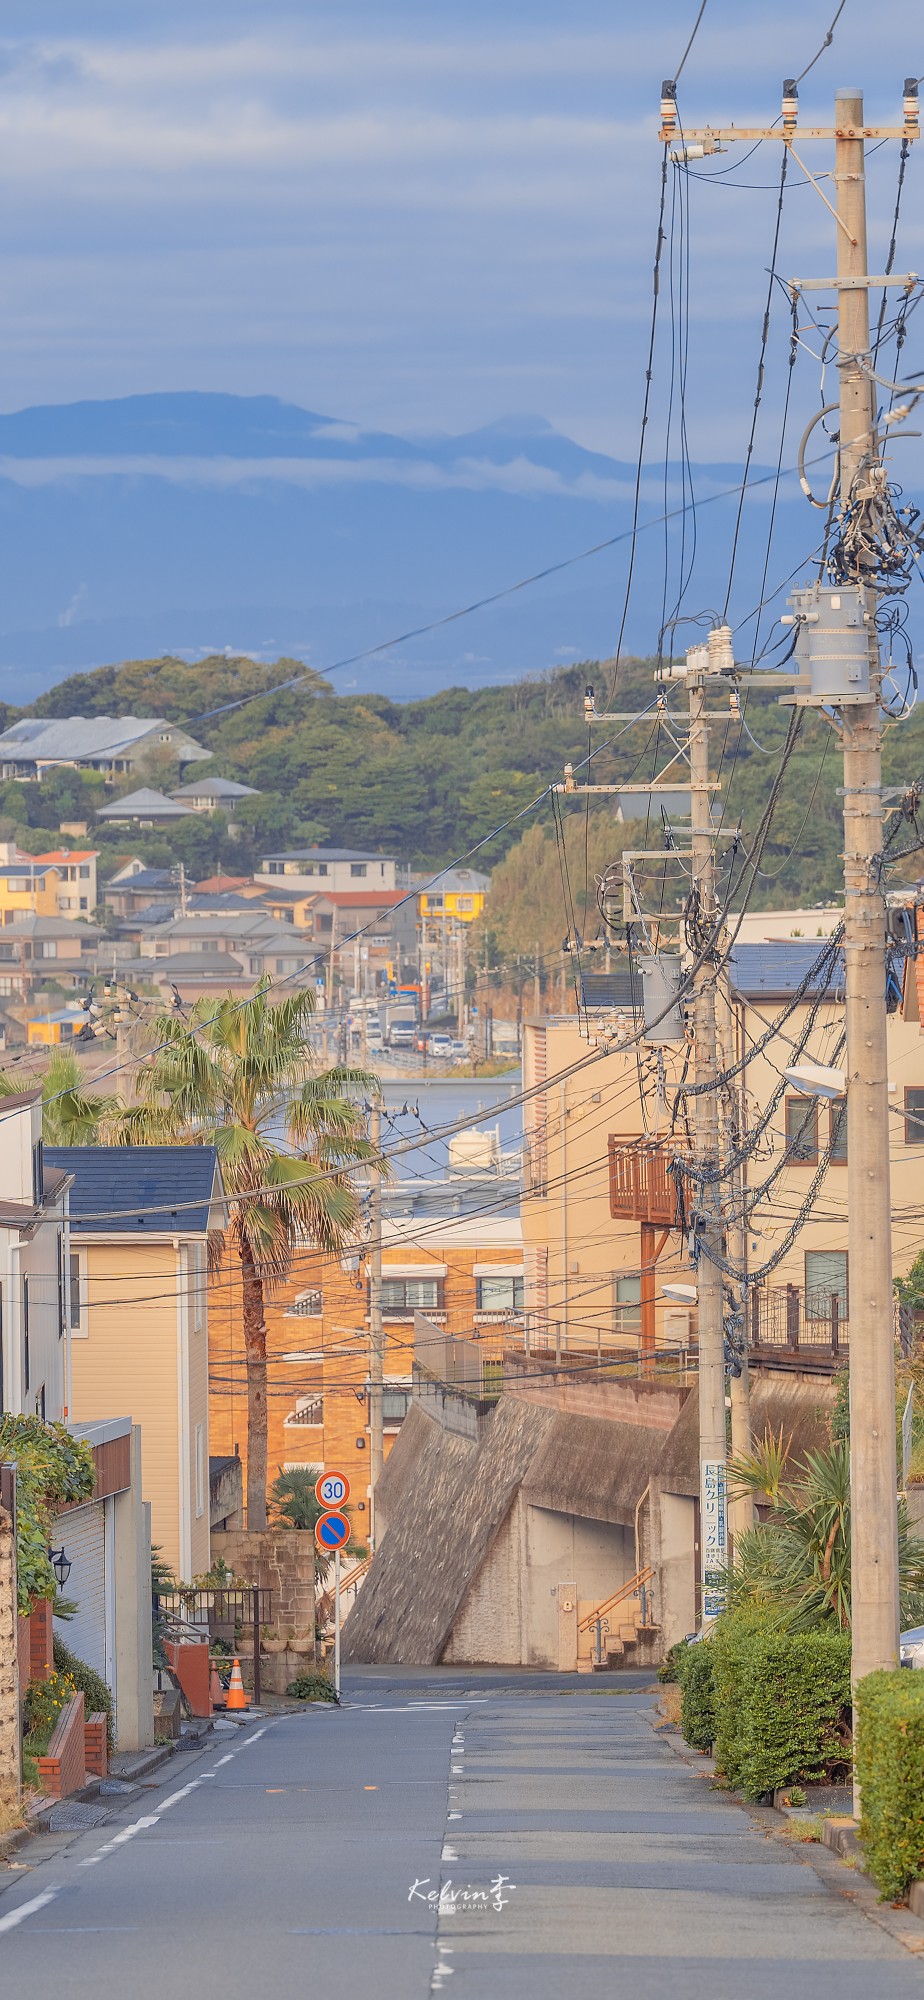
left=0, top=1886, right=61, bottom=1934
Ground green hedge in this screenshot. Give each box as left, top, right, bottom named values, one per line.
left=677, top=1642, right=716, bottom=1751
left=53, top=1635, right=115, bottom=1752
left=856, top=1670, right=924, bottom=1900
left=711, top=1612, right=851, bottom=1800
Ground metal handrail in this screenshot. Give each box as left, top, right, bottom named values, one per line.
left=577, top=1564, right=655, bottom=1634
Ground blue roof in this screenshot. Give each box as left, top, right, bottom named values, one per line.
left=728, top=940, right=844, bottom=999
left=46, top=1145, right=221, bottom=1234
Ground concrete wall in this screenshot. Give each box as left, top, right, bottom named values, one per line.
left=653, top=1487, right=697, bottom=1649
left=444, top=1494, right=632, bottom=1669
left=111, top=1427, right=155, bottom=1752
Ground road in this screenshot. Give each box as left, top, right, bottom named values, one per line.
left=2, top=1667, right=923, bottom=1998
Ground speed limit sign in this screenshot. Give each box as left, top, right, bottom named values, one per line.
left=316, top=1471, right=351, bottom=1508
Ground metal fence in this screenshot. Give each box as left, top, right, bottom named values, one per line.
left=749, top=1285, right=848, bottom=1355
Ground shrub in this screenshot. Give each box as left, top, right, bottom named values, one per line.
left=22, top=1669, right=78, bottom=1755
left=286, top=1669, right=338, bottom=1705
left=678, top=1643, right=716, bottom=1751
left=658, top=1639, right=690, bottom=1685
left=712, top=1610, right=851, bottom=1800
left=53, top=1635, right=116, bottom=1752
left=856, top=1670, right=924, bottom=1901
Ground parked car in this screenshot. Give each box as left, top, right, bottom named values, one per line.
left=427, top=1033, right=453, bottom=1058
left=900, top=1624, right=924, bottom=1666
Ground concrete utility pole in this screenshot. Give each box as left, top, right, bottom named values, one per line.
left=456, top=922, right=466, bottom=1038
left=688, top=673, right=728, bottom=1619
left=367, top=1095, right=385, bottom=1544
left=836, top=88, right=900, bottom=1689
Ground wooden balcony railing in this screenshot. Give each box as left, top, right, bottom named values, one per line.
left=608, top=1139, right=685, bottom=1226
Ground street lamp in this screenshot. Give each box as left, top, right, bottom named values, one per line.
left=50, top=1545, right=72, bottom=1588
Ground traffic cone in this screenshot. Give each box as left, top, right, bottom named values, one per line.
left=225, top=1657, right=249, bottom=1711
left=210, top=1665, right=226, bottom=1711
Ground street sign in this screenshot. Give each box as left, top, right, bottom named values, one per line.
left=316, top=1472, right=351, bottom=1508
left=315, top=1510, right=351, bottom=1552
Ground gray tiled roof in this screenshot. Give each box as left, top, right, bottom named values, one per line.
left=97, top=788, right=194, bottom=820
left=0, top=717, right=208, bottom=761
left=45, top=1144, right=222, bottom=1235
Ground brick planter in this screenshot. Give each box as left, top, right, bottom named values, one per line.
left=36, top=1691, right=86, bottom=1800
left=84, top=1712, right=109, bottom=1778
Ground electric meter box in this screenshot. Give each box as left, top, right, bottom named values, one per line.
left=785, top=583, right=873, bottom=704
left=640, top=954, right=685, bottom=1043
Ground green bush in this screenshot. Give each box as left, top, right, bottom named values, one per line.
left=22, top=1669, right=78, bottom=1755
left=53, top=1635, right=116, bottom=1752
left=678, top=1642, right=716, bottom=1751
left=856, top=1670, right=924, bottom=1900
left=286, top=1669, right=339, bottom=1705
left=658, top=1639, right=690, bottom=1685
left=711, top=1610, right=851, bottom=1800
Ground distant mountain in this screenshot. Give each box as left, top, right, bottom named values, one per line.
left=0, top=391, right=822, bottom=702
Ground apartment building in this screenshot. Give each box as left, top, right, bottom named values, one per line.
left=521, top=932, right=924, bottom=1367
left=208, top=1170, right=523, bottom=1533
left=257, top=847, right=399, bottom=894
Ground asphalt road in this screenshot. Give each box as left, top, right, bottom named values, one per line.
left=2, top=1667, right=923, bottom=1999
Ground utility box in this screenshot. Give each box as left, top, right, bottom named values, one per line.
left=640, top=954, right=685, bottom=1043
left=784, top=583, right=873, bottom=705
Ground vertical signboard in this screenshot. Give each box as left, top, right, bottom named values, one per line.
left=701, top=1458, right=727, bottom=1624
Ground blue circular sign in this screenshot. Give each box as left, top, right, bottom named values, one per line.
left=315, top=1509, right=351, bottom=1551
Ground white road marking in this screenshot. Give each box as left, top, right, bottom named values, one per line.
left=79, top=1815, right=161, bottom=1867
left=239, top=1726, right=268, bottom=1745
left=0, top=1887, right=61, bottom=1934
left=214, top=1754, right=235, bottom=1767
left=158, top=1780, right=205, bottom=1811
left=441, top=1847, right=458, bottom=1861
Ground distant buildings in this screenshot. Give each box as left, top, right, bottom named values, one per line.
left=257, top=847, right=400, bottom=893
left=0, top=715, right=211, bottom=781
left=418, top=866, right=489, bottom=925
left=97, top=787, right=195, bottom=826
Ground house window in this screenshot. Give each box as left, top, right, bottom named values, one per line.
left=828, top=1097, right=848, bottom=1163
left=428, top=895, right=444, bottom=908
left=351, top=863, right=367, bottom=878
left=475, top=1274, right=524, bottom=1314
left=785, top=1096, right=817, bottom=1163
left=195, top=1424, right=205, bottom=1517
left=69, top=1252, right=84, bottom=1334
left=613, top=1274, right=642, bottom=1335
left=382, top=1385, right=412, bottom=1424
left=381, top=1277, right=440, bottom=1314
left=284, top=1395, right=323, bottom=1427
left=287, top=1289, right=323, bottom=1317
left=805, top=1250, right=848, bottom=1320
left=456, top=898, right=473, bottom=912
left=905, top=1088, right=924, bottom=1144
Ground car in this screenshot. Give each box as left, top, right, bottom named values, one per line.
left=427, top=1033, right=453, bottom=1057
left=450, top=1039, right=468, bottom=1059
left=900, top=1624, right=924, bottom=1667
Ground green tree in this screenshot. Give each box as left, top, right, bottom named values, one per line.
left=113, top=984, right=376, bottom=1529
left=0, top=1048, right=115, bottom=1144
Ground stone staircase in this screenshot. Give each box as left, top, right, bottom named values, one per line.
left=576, top=1565, right=658, bottom=1671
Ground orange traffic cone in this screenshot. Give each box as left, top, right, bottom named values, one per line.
left=210, top=1665, right=226, bottom=1711
left=225, top=1657, right=249, bottom=1711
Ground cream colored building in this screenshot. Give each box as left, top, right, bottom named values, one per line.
left=522, top=937, right=924, bottom=1363
left=47, top=1144, right=224, bottom=1582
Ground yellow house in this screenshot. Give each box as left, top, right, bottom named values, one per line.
left=47, top=1143, right=225, bottom=1582
left=0, top=859, right=62, bottom=923
left=418, top=866, right=489, bottom=925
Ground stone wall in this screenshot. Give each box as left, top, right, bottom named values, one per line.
left=211, top=1529, right=316, bottom=1663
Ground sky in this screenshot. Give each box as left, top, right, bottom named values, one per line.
left=0, top=0, right=921, bottom=460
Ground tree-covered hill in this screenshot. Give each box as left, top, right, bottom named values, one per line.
left=1, top=650, right=922, bottom=917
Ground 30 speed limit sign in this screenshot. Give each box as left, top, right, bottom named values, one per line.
left=316, top=1471, right=351, bottom=1508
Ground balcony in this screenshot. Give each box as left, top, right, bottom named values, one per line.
left=608, top=1140, right=685, bottom=1227
left=748, top=1285, right=848, bottom=1365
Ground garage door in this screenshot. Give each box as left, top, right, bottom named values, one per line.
left=54, top=1502, right=107, bottom=1681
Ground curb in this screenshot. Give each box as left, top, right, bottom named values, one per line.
left=822, top=1816, right=865, bottom=1866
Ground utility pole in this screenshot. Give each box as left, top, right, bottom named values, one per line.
left=367, top=1095, right=384, bottom=1545
left=836, top=88, right=900, bottom=1690
left=456, top=922, right=466, bottom=1037
left=533, top=941, right=541, bottom=1015
left=658, top=77, right=917, bottom=1682
left=688, top=672, right=728, bottom=1621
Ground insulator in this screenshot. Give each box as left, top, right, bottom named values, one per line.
left=660, top=78, right=678, bottom=137
left=782, top=78, right=798, bottom=132
left=708, top=624, right=735, bottom=675
left=904, top=78, right=919, bottom=137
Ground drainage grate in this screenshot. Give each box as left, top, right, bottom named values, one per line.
left=47, top=1800, right=112, bottom=1831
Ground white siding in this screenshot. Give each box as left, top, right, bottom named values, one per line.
left=55, top=1501, right=106, bottom=1679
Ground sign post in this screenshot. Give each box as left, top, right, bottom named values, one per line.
left=315, top=1496, right=352, bottom=1699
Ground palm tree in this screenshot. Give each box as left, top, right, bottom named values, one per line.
left=112, top=984, right=376, bottom=1529
left=0, top=1048, right=115, bottom=1144
left=727, top=1427, right=924, bottom=1631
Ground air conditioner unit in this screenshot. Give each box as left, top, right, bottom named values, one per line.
left=663, top=1308, right=692, bottom=1345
